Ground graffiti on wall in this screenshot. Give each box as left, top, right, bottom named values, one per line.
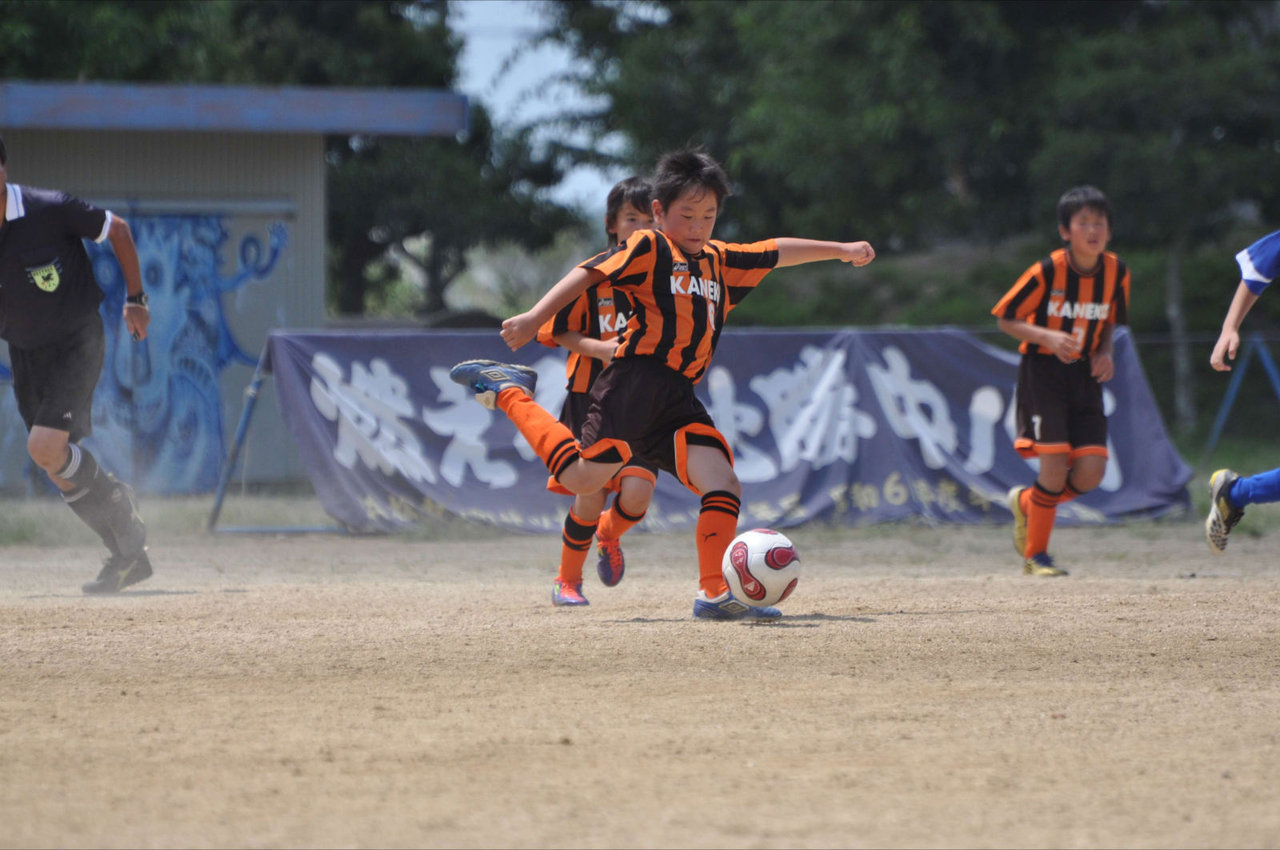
left=83, top=214, right=288, bottom=493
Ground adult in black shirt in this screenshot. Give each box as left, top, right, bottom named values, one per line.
left=0, top=134, right=154, bottom=593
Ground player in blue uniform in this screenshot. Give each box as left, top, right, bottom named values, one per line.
left=1206, top=228, right=1280, bottom=553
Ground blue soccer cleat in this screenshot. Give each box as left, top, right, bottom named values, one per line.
left=692, top=589, right=781, bottom=621
left=596, top=538, right=625, bottom=587
left=449, top=359, right=537, bottom=409
left=552, top=579, right=589, bottom=607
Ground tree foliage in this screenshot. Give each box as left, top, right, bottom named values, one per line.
left=538, top=0, right=1280, bottom=247
left=535, top=0, right=1280, bottom=432
left=537, top=0, right=1157, bottom=245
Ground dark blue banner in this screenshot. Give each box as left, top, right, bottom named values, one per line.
left=263, top=328, right=1191, bottom=533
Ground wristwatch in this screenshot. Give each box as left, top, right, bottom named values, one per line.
left=125, top=292, right=149, bottom=308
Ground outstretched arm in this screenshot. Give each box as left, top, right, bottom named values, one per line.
left=1210, top=281, right=1260, bottom=372
left=774, top=238, right=875, bottom=269
left=500, top=267, right=604, bottom=351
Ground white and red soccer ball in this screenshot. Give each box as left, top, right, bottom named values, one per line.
left=721, top=528, right=801, bottom=608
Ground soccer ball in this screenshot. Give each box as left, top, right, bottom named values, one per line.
left=721, top=528, right=801, bottom=607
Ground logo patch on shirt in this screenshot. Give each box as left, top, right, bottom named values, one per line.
left=673, top=262, right=689, bottom=272
left=27, top=259, right=63, bottom=293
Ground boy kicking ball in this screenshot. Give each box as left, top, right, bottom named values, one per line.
left=451, top=148, right=874, bottom=620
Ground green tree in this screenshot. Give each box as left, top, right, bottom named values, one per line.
left=0, top=0, right=237, bottom=81
left=223, top=0, right=582, bottom=316
left=536, top=0, right=1280, bottom=433
left=535, top=0, right=1140, bottom=245
left=1030, top=0, right=1280, bottom=434
left=1, top=0, right=581, bottom=317
left=326, top=109, right=580, bottom=316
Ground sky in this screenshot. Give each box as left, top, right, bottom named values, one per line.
left=451, top=0, right=622, bottom=215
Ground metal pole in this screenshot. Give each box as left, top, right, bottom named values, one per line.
left=206, top=355, right=267, bottom=531
left=1249, top=333, right=1280, bottom=414
left=1202, top=336, right=1256, bottom=458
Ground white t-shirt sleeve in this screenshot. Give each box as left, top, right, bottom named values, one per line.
left=95, top=210, right=114, bottom=244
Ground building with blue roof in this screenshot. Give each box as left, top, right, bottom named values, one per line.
left=0, top=81, right=468, bottom=493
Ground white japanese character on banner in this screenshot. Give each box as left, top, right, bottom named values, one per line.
left=962, top=385, right=1005, bottom=475
left=749, top=345, right=876, bottom=473
left=422, top=367, right=518, bottom=489
left=703, top=365, right=776, bottom=482
left=309, top=354, right=437, bottom=484
left=866, top=345, right=956, bottom=470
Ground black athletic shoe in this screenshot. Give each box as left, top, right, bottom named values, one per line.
left=108, top=479, right=147, bottom=558
left=82, top=550, right=153, bottom=594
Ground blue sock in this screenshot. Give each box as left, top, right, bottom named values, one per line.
left=1229, top=467, right=1280, bottom=507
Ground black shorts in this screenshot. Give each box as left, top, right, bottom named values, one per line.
left=580, top=356, right=715, bottom=478
left=1013, top=353, right=1108, bottom=460
left=560, top=387, right=660, bottom=480
left=8, top=314, right=104, bottom=443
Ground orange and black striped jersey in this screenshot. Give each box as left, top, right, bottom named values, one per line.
left=536, top=279, right=632, bottom=394
left=579, top=229, right=779, bottom=383
left=992, top=248, right=1130, bottom=356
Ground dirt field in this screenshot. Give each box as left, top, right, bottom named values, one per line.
left=2, top=501, right=1278, bottom=849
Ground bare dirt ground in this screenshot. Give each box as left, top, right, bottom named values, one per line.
left=1, top=500, right=1278, bottom=849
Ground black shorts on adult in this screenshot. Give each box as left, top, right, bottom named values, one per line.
left=9, top=314, right=105, bottom=443
left=1014, top=353, right=1106, bottom=457
left=579, top=356, right=714, bottom=478
left=561, top=388, right=660, bottom=479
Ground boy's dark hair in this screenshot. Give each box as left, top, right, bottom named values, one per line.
left=0, top=134, right=7, bottom=166
left=1057, top=185, right=1112, bottom=231
left=652, top=148, right=730, bottom=212
left=604, top=175, right=653, bottom=243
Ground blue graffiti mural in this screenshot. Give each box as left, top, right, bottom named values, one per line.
left=85, top=215, right=288, bottom=493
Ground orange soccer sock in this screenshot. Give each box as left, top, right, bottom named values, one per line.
left=597, top=495, right=646, bottom=542
left=1024, top=482, right=1061, bottom=558
left=1055, top=482, right=1081, bottom=505
left=696, top=490, right=741, bottom=597
left=557, top=509, right=597, bottom=585
left=497, top=388, right=581, bottom=479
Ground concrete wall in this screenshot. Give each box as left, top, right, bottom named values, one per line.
left=0, top=130, right=325, bottom=491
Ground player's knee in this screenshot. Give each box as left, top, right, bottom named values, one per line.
left=561, top=459, right=621, bottom=494
left=617, top=476, right=655, bottom=514
left=703, top=468, right=741, bottom=499
left=1070, top=467, right=1105, bottom=493
left=1068, top=454, right=1107, bottom=493
left=572, top=490, right=607, bottom=521
left=1035, top=470, right=1068, bottom=492
left=27, top=432, right=67, bottom=473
